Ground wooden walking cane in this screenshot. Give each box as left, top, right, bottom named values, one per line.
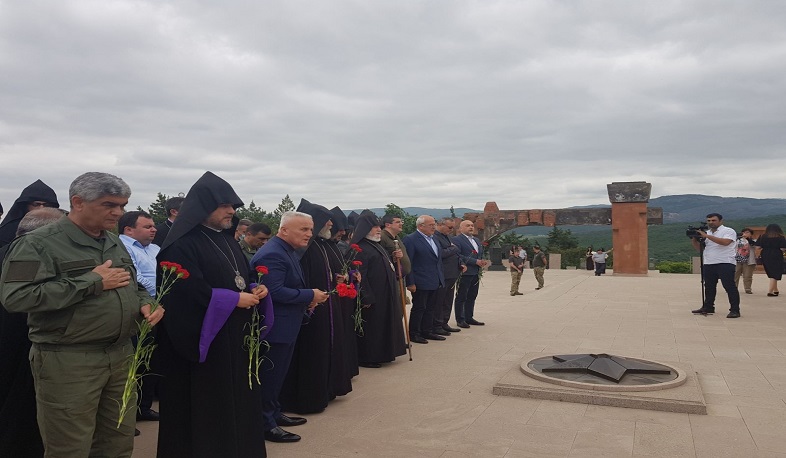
left=394, top=240, right=413, bottom=361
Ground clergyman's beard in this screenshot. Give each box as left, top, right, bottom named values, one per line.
left=203, top=220, right=232, bottom=231
left=318, top=227, right=332, bottom=239
left=366, top=234, right=381, bottom=242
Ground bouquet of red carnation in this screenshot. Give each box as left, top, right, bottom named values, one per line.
left=117, top=261, right=188, bottom=427
left=340, top=243, right=362, bottom=276
left=244, top=266, right=270, bottom=389
left=336, top=282, right=358, bottom=299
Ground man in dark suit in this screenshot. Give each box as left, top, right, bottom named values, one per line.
left=152, top=196, right=184, bottom=246
left=433, top=217, right=465, bottom=334
left=452, top=220, right=490, bottom=328
left=403, top=215, right=445, bottom=344
left=251, top=211, right=329, bottom=443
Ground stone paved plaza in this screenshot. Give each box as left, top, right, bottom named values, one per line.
left=133, top=268, right=786, bottom=457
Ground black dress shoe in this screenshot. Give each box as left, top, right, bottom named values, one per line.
left=135, top=428, right=141, bottom=437
left=443, top=325, right=460, bottom=333
left=359, top=362, right=382, bottom=368
left=423, top=333, right=446, bottom=341
left=265, top=427, right=301, bottom=443
left=432, top=328, right=450, bottom=336
left=137, top=408, right=160, bottom=421
left=457, top=322, right=470, bottom=329
left=691, top=307, right=715, bottom=314
left=466, top=319, right=485, bottom=326
left=726, top=312, right=741, bottom=318
left=277, top=414, right=307, bottom=427
left=411, top=335, right=428, bottom=344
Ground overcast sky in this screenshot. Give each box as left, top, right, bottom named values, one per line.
left=1, top=0, right=784, bottom=216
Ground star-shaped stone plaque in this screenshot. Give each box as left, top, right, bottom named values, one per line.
left=541, top=353, right=671, bottom=383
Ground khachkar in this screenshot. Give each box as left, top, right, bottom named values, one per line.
left=462, top=181, right=662, bottom=275
left=607, top=181, right=654, bottom=275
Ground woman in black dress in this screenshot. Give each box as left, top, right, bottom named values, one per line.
left=585, top=246, right=594, bottom=270
left=754, top=224, right=786, bottom=296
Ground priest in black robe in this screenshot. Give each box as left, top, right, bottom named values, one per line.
left=279, top=200, right=353, bottom=414
left=155, top=171, right=271, bottom=458
left=0, top=208, right=63, bottom=458
left=329, top=206, right=359, bottom=377
left=353, top=211, right=407, bottom=367
left=0, top=179, right=59, bottom=246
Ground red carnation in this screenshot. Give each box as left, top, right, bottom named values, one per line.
left=344, top=283, right=358, bottom=299
left=352, top=260, right=362, bottom=266
left=471, top=250, right=478, bottom=255
left=255, top=266, right=269, bottom=275
left=337, top=282, right=358, bottom=298
left=350, top=244, right=362, bottom=253
left=176, top=269, right=190, bottom=279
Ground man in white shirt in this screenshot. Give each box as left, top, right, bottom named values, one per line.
left=120, top=211, right=160, bottom=297
left=518, top=246, right=528, bottom=268
left=118, top=210, right=162, bottom=421
left=690, top=213, right=741, bottom=318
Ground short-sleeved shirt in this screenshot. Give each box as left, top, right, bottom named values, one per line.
left=592, top=252, right=608, bottom=264
left=532, top=251, right=547, bottom=268
left=703, top=225, right=737, bottom=265
left=509, top=254, right=524, bottom=272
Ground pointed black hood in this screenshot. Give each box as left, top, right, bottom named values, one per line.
left=347, top=210, right=360, bottom=232
left=350, top=210, right=380, bottom=245
left=296, top=199, right=332, bottom=241
left=329, top=206, right=348, bottom=236
left=160, top=171, right=244, bottom=252
left=0, top=179, right=59, bottom=246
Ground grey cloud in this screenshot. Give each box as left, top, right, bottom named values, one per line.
left=1, top=1, right=785, bottom=217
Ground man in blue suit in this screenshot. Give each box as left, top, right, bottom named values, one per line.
left=452, top=220, right=490, bottom=328
left=403, top=215, right=446, bottom=344
left=251, top=211, right=329, bottom=443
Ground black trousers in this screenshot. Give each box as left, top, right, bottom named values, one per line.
left=455, top=275, right=480, bottom=323
left=410, top=289, right=437, bottom=337
left=702, top=263, right=740, bottom=313
left=261, top=341, right=296, bottom=431
left=433, top=278, right=458, bottom=330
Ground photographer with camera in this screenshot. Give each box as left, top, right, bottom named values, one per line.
left=689, top=213, right=741, bottom=318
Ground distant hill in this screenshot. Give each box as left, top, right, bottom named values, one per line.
left=649, top=195, right=786, bottom=223
left=552, top=195, right=785, bottom=223
left=350, top=195, right=785, bottom=226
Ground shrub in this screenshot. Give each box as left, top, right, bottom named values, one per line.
left=656, top=261, right=692, bottom=274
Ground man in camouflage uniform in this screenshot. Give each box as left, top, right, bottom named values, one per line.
left=0, top=172, right=164, bottom=457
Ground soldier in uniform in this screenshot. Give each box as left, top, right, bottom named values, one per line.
left=0, top=172, right=164, bottom=457
left=238, top=222, right=272, bottom=262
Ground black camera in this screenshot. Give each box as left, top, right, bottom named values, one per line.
left=686, top=223, right=709, bottom=239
